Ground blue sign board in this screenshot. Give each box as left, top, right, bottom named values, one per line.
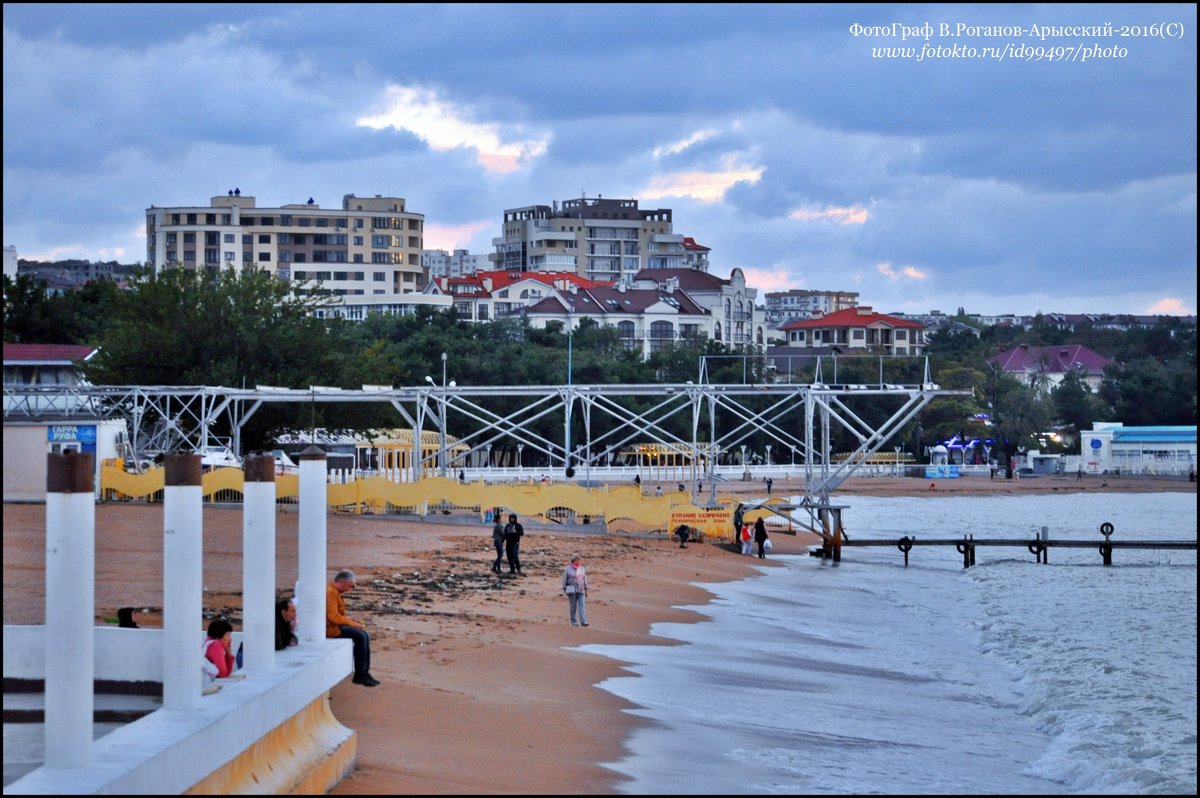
left=47, top=425, right=97, bottom=445
left=1089, top=438, right=1103, bottom=450
left=924, top=465, right=960, bottom=479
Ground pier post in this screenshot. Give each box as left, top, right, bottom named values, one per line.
left=44, top=451, right=95, bottom=767
left=1099, top=521, right=1114, bottom=566
left=832, top=509, right=843, bottom=563
left=243, top=453, right=276, bottom=671
left=297, top=446, right=328, bottom=644
left=163, top=453, right=203, bottom=710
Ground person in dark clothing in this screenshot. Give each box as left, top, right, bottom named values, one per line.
left=275, top=598, right=298, bottom=650
left=732, top=503, right=745, bottom=546
left=754, top=516, right=769, bottom=559
left=504, top=513, right=525, bottom=575
left=490, top=508, right=506, bottom=574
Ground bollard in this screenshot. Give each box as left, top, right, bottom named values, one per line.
left=1099, top=521, right=1114, bottom=566
left=956, top=538, right=970, bottom=568
left=242, top=453, right=276, bottom=671
left=969, top=535, right=976, bottom=567
left=897, top=536, right=913, bottom=567
left=45, top=451, right=95, bottom=767
left=163, top=453, right=203, bottom=710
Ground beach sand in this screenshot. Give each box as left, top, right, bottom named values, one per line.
left=3, top=474, right=1192, bottom=794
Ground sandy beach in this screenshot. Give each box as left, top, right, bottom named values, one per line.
left=2, top=474, right=1192, bottom=794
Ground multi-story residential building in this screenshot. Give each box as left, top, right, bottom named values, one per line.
left=523, top=283, right=714, bottom=359
left=764, top=288, right=859, bottom=325
left=145, top=191, right=425, bottom=296
left=490, top=196, right=704, bottom=283
left=423, top=248, right=490, bottom=280
left=632, top=267, right=768, bottom=350
left=680, top=237, right=711, bottom=272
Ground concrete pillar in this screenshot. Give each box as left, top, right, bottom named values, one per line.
left=243, top=454, right=276, bottom=671
left=44, top=451, right=95, bottom=767
left=163, top=453, right=203, bottom=710
left=297, top=446, right=328, bottom=644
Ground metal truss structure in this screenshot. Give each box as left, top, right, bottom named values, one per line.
left=5, top=379, right=970, bottom=508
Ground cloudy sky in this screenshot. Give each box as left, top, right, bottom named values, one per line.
left=3, top=3, right=1196, bottom=316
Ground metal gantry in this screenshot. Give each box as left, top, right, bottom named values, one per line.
left=5, top=379, right=969, bottom=509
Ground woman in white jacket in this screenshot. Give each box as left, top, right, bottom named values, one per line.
left=561, top=554, right=589, bottom=627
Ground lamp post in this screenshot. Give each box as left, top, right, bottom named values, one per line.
left=765, top=444, right=772, bottom=467
left=441, top=351, right=447, bottom=388
left=517, top=443, right=524, bottom=476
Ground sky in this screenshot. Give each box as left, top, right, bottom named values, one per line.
left=3, top=3, right=1196, bottom=317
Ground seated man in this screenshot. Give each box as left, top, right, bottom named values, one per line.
left=326, top=569, right=379, bottom=687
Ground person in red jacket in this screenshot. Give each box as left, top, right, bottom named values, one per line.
left=203, top=618, right=236, bottom=678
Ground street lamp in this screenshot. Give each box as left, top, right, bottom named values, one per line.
left=441, top=351, right=447, bottom=388
left=765, top=445, right=772, bottom=466
left=517, top=443, right=525, bottom=475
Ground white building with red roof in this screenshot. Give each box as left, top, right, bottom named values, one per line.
left=779, top=306, right=927, bottom=356
left=427, top=270, right=612, bottom=323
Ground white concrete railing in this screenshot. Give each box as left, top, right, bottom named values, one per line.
left=4, top=624, right=353, bottom=795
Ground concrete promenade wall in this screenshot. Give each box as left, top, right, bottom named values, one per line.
left=4, top=625, right=354, bottom=794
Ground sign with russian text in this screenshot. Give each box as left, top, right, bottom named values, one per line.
left=669, top=507, right=733, bottom=539
left=47, top=425, right=97, bottom=445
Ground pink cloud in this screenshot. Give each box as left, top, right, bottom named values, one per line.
left=789, top=205, right=870, bottom=225
left=1146, top=297, right=1192, bottom=314
left=739, top=267, right=794, bottom=291
left=423, top=220, right=494, bottom=251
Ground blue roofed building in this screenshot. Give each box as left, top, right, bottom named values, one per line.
left=1081, top=423, right=1196, bottom=476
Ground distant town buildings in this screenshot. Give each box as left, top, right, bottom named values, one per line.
left=423, top=248, right=490, bottom=280
left=632, top=268, right=767, bottom=349
left=145, top=191, right=425, bottom=297
left=490, top=195, right=709, bottom=283
left=764, top=288, right=859, bottom=325
left=3, top=245, right=17, bottom=281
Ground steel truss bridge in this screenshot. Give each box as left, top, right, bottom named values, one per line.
left=5, top=379, right=969, bottom=508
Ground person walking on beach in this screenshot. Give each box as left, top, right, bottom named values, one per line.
left=490, top=508, right=505, bottom=574
left=740, top=522, right=753, bottom=556
left=326, top=569, right=379, bottom=687
left=732, top=503, right=745, bottom=547
left=561, top=554, right=589, bottom=626
left=754, top=516, right=769, bottom=559
left=503, top=513, right=525, bottom=575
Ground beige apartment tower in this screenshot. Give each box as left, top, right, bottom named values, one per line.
left=145, top=192, right=425, bottom=296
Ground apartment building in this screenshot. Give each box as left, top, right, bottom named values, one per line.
left=633, top=268, right=768, bottom=350
left=428, top=270, right=610, bottom=323
left=522, top=284, right=714, bottom=359
left=423, top=248, right=490, bottom=280
left=490, top=195, right=701, bottom=283
left=145, top=191, right=425, bottom=296
left=779, top=306, right=926, bottom=355
left=764, top=288, right=859, bottom=325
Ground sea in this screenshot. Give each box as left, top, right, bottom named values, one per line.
left=578, top=492, right=1197, bottom=795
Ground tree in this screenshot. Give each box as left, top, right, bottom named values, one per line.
left=1051, top=369, right=1097, bottom=444
left=85, top=267, right=342, bottom=451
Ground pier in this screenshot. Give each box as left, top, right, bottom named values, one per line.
left=813, top=523, right=1198, bottom=567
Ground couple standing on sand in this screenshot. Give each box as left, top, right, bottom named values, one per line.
left=491, top=509, right=525, bottom=575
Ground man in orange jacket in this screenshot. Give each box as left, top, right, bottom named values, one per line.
left=327, top=569, right=379, bottom=687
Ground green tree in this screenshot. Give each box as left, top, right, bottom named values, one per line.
left=1051, top=369, right=1097, bottom=444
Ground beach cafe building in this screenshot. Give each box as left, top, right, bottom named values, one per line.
left=1081, top=423, right=1196, bottom=475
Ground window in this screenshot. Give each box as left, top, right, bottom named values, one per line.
left=298, top=217, right=311, bottom=227
left=258, top=252, right=271, bottom=262
left=165, top=250, right=176, bottom=262
left=184, top=249, right=196, bottom=261
left=372, top=235, right=390, bottom=248
left=353, top=236, right=364, bottom=246
left=259, top=217, right=274, bottom=226
left=316, top=217, right=329, bottom=227
left=205, top=249, right=220, bottom=264
left=353, top=254, right=364, bottom=263
left=183, top=232, right=196, bottom=244
left=258, top=234, right=271, bottom=244
left=294, top=253, right=306, bottom=263
left=280, top=215, right=292, bottom=226
left=373, top=272, right=386, bottom=281
left=166, top=233, right=177, bottom=245
left=171, top=213, right=181, bottom=225
left=186, top=213, right=196, bottom=224
left=205, top=213, right=216, bottom=225
left=278, top=251, right=292, bottom=262
left=853, top=329, right=864, bottom=340
left=223, top=233, right=235, bottom=244
left=242, top=235, right=252, bottom=245
left=224, top=251, right=236, bottom=262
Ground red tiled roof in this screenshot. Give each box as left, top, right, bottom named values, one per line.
left=780, top=306, right=924, bottom=331
left=989, top=344, right=1112, bottom=375
left=437, top=270, right=611, bottom=296
left=633, top=268, right=727, bottom=291
left=2, top=343, right=98, bottom=363
left=527, top=287, right=709, bottom=317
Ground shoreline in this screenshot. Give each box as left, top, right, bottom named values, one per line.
left=2, top=475, right=1192, bottom=794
